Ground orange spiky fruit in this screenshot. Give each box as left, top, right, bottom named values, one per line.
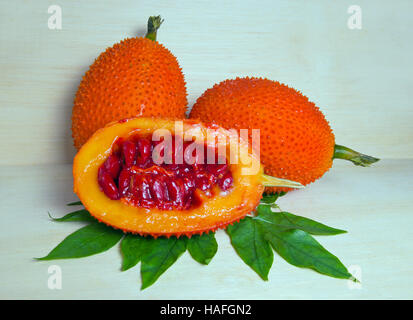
left=189, top=77, right=379, bottom=193
left=72, top=16, right=187, bottom=149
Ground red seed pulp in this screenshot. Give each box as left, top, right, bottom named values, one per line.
left=97, top=135, right=234, bottom=210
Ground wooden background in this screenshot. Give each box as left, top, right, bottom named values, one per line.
left=0, top=0, right=412, bottom=299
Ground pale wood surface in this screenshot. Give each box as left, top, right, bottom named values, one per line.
left=1, top=0, right=412, bottom=165
left=0, top=160, right=412, bottom=299
left=0, top=0, right=412, bottom=299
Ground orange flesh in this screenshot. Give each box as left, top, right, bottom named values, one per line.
left=73, top=118, right=265, bottom=237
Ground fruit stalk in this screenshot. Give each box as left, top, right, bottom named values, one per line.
left=333, top=144, right=380, bottom=167
left=145, top=15, right=164, bottom=41
left=260, top=174, right=304, bottom=189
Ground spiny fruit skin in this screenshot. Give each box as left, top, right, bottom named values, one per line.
left=72, top=37, right=187, bottom=149
left=189, top=77, right=335, bottom=193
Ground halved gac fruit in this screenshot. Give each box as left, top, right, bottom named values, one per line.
left=73, top=117, right=303, bottom=237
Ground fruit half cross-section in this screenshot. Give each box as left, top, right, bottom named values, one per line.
left=73, top=117, right=303, bottom=237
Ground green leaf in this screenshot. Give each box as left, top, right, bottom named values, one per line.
left=260, top=194, right=280, bottom=204
left=226, top=217, right=273, bottom=280
left=257, top=220, right=354, bottom=280
left=255, top=205, right=347, bottom=235
left=36, top=223, right=123, bottom=260
left=140, top=237, right=187, bottom=290
left=187, top=233, right=218, bottom=265
left=67, top=201, right=83, bottom=206
left=120, top=234, right=152, bottom=271
left=260, top=192, right=286, bottom=205
left=48, top=209, right=95, bottom=223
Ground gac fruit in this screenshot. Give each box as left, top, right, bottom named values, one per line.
left=73, top=117, right=303, bottom=237
left=189, top=77, right=379, bottom=193
left=72, top=16, right=187, bottom=149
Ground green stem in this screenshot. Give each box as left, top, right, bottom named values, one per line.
left=261, top=174, right=304, bottom=189
left=145, top=15, right=163, bottom=41
left=333, top=144, right=380, bottom=167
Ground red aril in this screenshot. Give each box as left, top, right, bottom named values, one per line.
left=97, top=134, right=234, bottom=210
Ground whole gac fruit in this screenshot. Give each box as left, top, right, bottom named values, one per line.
left=189, top=77, right=379, bottom=193
left=72, top=16, right=187, bottom=149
